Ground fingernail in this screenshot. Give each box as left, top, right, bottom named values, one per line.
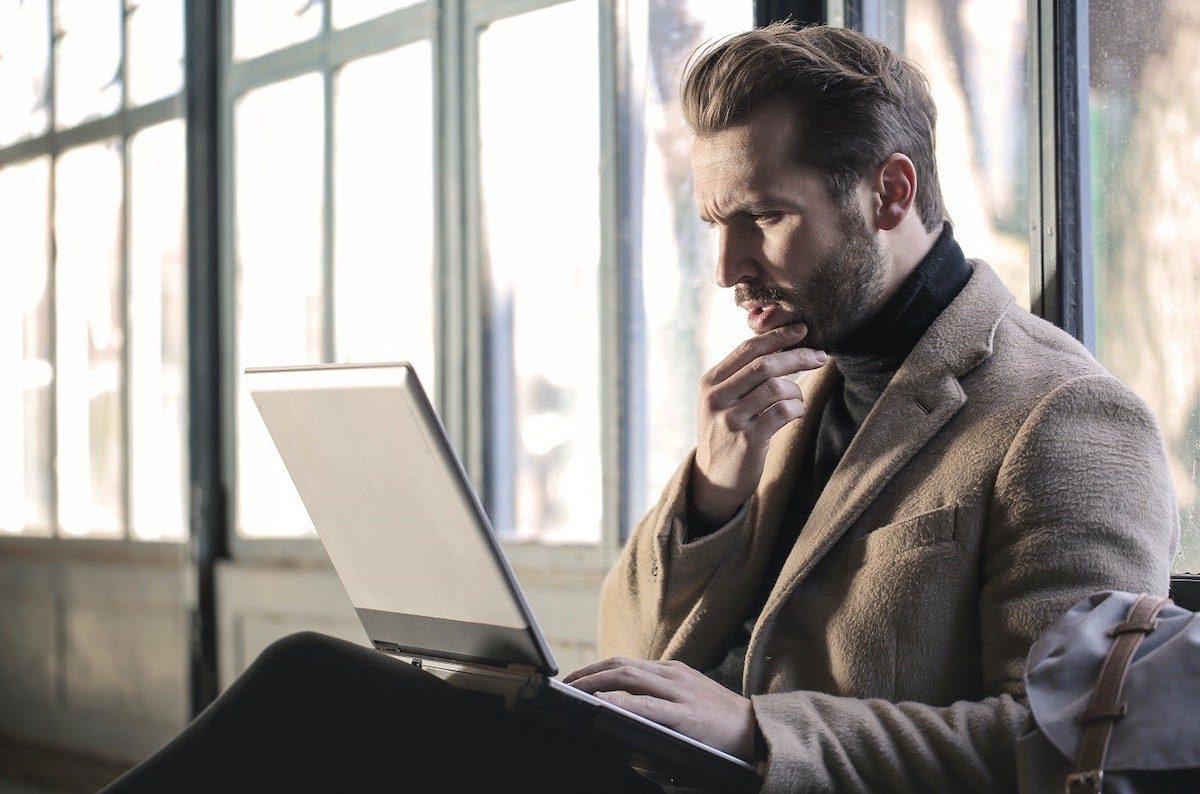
left=815, top=351, right=828, bottom=363
left=791, top=323, right=807, bottom=335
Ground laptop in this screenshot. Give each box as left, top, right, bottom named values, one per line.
left=245, top=362, right=761, bottom=791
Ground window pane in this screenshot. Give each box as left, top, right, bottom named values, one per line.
left=332, top=0, right=422, bottom=29
left=632, top=0, right=754, bottom=521
left=899, top=0, right=1032, bottom=308
left=55, top=141, right=125, bottom=538
left=128, top=120, right=187, bottom=541
left=1089, top=0, right=1200, bottom=574
left=55, top=0, right=122, bottom=128
left=235, top=74, right=324, bottom=538
left=479, top=0, right=601, bottom=542
left=0, top=157, right=53, bottom=536
left=126, top=0, right=184, bottom=106
left=0, top=0, right=50, bottom=146
left=333, top=43, right=436, bottom=396
left=233, top=0, right=323, bottom=61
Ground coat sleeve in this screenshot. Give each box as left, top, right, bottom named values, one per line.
left=750, top=374, right=1181, bottom=793
left=597, top=449, right=755, bottom=660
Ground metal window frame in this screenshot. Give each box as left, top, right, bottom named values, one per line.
left=0, top=0, right=187, bottom=545
left=1038, top=0, right=1094, bottom=350
left=185, top=0, right=226, bottom=716
left=755, top=0, right=826, bottom=27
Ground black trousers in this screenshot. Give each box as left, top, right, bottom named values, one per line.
left=102, top=632, right=666, bottom=793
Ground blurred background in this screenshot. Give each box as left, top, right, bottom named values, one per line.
left=0, top=0, right=1196, bottom=789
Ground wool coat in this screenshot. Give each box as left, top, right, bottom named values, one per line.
left=598, top=261, right=1180, bottom=793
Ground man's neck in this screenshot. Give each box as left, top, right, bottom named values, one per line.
left=877, top=217, right=944, bottom=308
left=837, top=221, right=971, bottom=359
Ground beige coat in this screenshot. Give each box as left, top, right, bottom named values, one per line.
left=599, top=262, right=1180, bottom=793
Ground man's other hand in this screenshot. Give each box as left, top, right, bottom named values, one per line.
left=563, top=657, right=759, bottom=763
left=690, top=323, right=827, bottom=528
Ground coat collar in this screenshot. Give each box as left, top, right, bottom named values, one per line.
left=742, top=261, right=1015, bottom=689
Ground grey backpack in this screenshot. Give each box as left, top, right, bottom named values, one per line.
left=1016, top=591, right=1200, bottom=793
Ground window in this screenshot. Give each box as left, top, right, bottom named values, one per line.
left=1088, top=0, right=1200, bottom=574
left=855, top=0, right=1034, bottom=308
left=477, top=0, right=604, bottom=542
left=626, top=0, right=757, bottom=523
left=0, top=0, right=188, bottom=542
left=227, top=2, right=438, bottom=541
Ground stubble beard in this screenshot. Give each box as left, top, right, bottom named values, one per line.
left=736, top=203, right=890, bottom=353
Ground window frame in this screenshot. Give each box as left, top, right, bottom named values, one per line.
left=0, top=0, right=187, bottom=547
left=218, top=0, right=627, bottom=575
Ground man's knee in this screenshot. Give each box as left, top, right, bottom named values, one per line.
left=250, top=630, right=347, bottom=680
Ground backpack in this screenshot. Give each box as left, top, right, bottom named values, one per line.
left=1016, top=590, right=1200, bottom=793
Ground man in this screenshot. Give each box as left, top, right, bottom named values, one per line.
left=104, top=22, right=1177, bottom=794
left=564, top=22, right=1179, bottom=793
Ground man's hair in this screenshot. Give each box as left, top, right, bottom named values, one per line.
left=681, top=22, right=945, bottom=233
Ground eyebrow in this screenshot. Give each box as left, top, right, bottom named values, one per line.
left=699, top=200, right=795, bottom=225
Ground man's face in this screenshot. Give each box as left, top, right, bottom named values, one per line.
left=690, top=103, right=890, bottom=352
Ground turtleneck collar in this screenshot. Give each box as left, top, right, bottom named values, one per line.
left=837, top=221, right=971, bottom=362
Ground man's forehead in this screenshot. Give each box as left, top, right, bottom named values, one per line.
left=690, top=104, right=805, bottom=195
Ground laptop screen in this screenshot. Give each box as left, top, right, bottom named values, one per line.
left=246, top=363, right=555, bottom=673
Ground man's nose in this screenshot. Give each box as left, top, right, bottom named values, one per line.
left=715, top=226, right=759, bottom=288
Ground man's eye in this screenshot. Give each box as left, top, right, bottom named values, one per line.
left=753, top=213, right=781, bottom=226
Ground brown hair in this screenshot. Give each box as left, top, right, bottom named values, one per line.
left=681, top=22, right=945, bottom=232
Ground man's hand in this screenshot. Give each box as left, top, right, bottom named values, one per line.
left=691, top=323, right=827, bottom=527
left=563, top=657, right=760, bottom=763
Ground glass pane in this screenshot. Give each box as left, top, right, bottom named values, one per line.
left=1089, top=0, right=1200, bottom=574
left=333, top=43, right=436, bottom=396
left=128, top=120, right=187, bottom=541
left=0, top=0, right=50, bottom=145
left=55, top=141, right=125, bottom=538
left=233, top=0, right=323, bottom=61
left=126, top=0, right=184, bottom=106
left=899, top=0, right=1032, bottom=308
left=333, top=0, right=422, bottom=29
left=0, top=157, right=54, bottom=536
left=479, top=0, right=601, bottom=542
left=55, top=0, right=122, bottom=128
left=235, top=74, right=324, bottom=538
left=631, top=0, right=755, bottom=520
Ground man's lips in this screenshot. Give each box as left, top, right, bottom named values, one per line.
left=741, top=300, right=790, bottom=333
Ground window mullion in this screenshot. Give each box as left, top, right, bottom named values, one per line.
left=597, top=0, right=623, bottom=559
left=120, top=0, right=133, bottom=539
left=435, top=0, right=468, bottom=448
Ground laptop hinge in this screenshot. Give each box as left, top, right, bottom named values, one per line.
left=505, top=662, right=539, bottom=675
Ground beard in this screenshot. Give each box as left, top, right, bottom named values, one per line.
left=734, top=203, right=889, bottom=352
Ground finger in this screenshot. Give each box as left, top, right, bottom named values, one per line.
left=562, top=655, right=639, bottom=684
left=703, top=323, right=807, bottom=386
left=724, top=376, right=804, bottom=429
left=710, top=346, right=827, bottom=405
left=594, top=691, right=683, bottom=728
left=745, top=397, right=806, bottom=442
left=568, top=666, right=683, bottom=702
left=562, top=656, right=678, bottom=685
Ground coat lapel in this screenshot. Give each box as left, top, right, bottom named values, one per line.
left=747, top=261, right=1016, bottom=678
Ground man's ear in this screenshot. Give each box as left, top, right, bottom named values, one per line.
left=873, top=153, right=918, bottom=231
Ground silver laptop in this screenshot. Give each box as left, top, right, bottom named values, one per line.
left=245, top=362, right=759, bottom=791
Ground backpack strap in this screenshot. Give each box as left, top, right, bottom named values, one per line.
left=1065, top=593, right=1171, bottom=794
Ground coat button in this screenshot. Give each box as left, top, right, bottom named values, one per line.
left=651, top=562, right=659, bottom=576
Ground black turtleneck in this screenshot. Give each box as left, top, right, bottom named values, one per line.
left=701, top=222, right=973, bottom=691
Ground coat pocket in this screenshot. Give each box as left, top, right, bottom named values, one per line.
left=844, top=503, right=958, bottom=570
